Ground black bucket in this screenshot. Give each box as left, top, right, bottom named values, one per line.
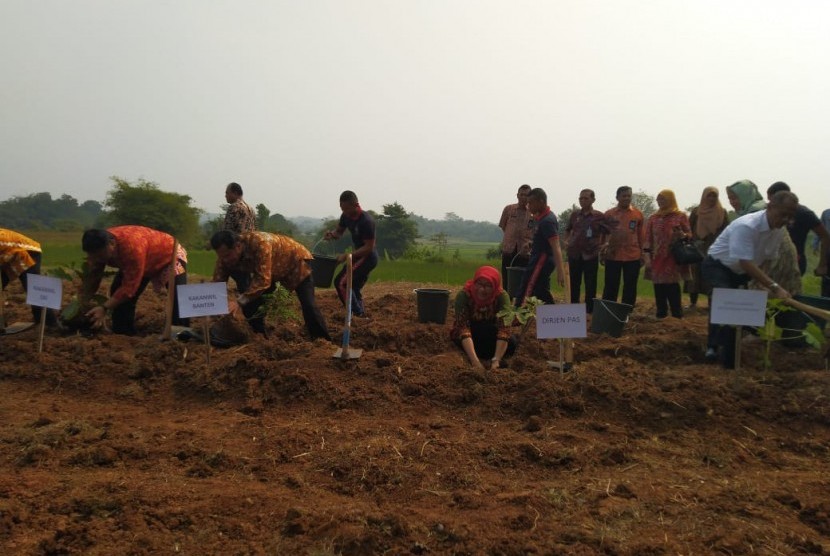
left=776, top=294, right=830, bottom=347
left=309, top=255, right=339, bottom=288
left=590, top=299, right=633, bottom=337
left=415, top=288, right=450, bottom=324
left=506, top=266, right=526, bottom=299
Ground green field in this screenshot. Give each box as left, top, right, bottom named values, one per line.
left=23, top=230, right=824, bottom=296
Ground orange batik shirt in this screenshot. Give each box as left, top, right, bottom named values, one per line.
left=0, top=228, right=41, bottom=280
left=87, top=226, right=187, bottom=303
left=213, top=232, right=312, bottom=298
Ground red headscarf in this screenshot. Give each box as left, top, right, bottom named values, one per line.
left=463, top=265, right=503, bottom=310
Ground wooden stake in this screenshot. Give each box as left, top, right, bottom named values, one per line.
left=161, top=239, right=178, bottom=341
left=562, top=261, right=574, bottom=363
left=203, top=316, right=211, bottom=369
left=734, top=325, right=742, bottom=372
left=37, top=304, right=47, bottom=354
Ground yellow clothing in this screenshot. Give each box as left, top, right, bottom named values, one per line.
left=0, top=229, right=41, bottom=280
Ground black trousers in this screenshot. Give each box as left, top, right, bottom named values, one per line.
left=452, top=321, right=518, bottom=360
left=110, top=267, right=189, bottom=335
left=653, top=282, right=682, bottom=318
left=335, top=252, right=378, bottom=316
left=701, top=256, right=749, bottom=368
left=602, top=259, right=641, bottom=307
left=568, top=256, right=598, bottom=313
left=242, top=275, right=331, bottom=340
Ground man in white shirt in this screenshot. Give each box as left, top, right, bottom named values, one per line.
left=701, top=190, right=799, bottom=368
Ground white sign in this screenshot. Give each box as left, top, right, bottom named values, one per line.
left=26, top=274, right=63, bottom=310
left=177, top=282, right=230, bottom=318
left=710, top=288, right=767, bottom=326
left=535, top=304, right=587, bottom=339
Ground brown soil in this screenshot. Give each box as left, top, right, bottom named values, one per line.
left=1, top=280, right=829, bottom=555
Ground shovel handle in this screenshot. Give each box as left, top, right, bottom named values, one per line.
left=783, top=297, right=830, bottom=322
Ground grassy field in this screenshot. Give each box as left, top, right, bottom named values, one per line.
left=23, top=230, right=824, bottom=296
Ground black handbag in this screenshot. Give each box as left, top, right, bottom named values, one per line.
left=670, top=238, right=704, bottom=265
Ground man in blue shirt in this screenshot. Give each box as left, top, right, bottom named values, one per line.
left=514, top=187, right=565, bottom=307
left=325, top=190, right=379, bottom=318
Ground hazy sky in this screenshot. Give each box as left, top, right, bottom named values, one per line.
left=2, top=0, right=829, bottom=223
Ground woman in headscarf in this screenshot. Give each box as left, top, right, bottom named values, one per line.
left=725, top=180, right=767, bottom=216
left=685, top=187, right=729, bottom=309
left=643, top=189, right=692, bottom=319
left=724, top=180, right=801, bottom=295
left=450, top=265, right=516, bottom=369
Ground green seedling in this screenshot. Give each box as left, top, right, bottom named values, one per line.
left=758, top=298, right=825, bottom=370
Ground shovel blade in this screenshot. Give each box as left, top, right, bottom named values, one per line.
left=333, top=347, right=363, bottom=360
left=2, top=322, right=36, bottom=335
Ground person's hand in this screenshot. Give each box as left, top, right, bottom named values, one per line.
left=471, top=359, right=485, bottom=370
left=227, top=299, right=242, bottom=317
left=85, top=305, right=107, bottom=329
left=489, top=359, right=501, bottom=370
left=770, top=284, right=792, bottom=299
left=335, top=253, right=347, bottom=264
left=556, top=269, right=565, bottom=287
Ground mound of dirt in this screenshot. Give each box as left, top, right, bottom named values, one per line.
left=1, top=280, right=829, bottom=554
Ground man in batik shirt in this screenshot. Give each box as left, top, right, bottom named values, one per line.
left=82, top=226, right=189, bottom=335
left=223, top=182, right=257, bottom=233
left=211, top=230, right=331, bottom=340
left=1, top=228, right=57, bottom=325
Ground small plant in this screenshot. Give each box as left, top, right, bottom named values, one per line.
left=47, top=262, right=110, bottom=330
left=758, top=299, right=825, bottom=370
left=497, top=296, right=546, bottom=346
left=252, top=284, right=299, bottom=323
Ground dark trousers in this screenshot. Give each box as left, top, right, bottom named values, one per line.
left=822, top=276, right=830, bottom=298
left=701, top=256, right=749, bottom=368
left=603, top=259, right=641, bottom=307
left=242, top=276, right=331, bottom=340
left=335, top=252, right=378, bottom=316
left=1, top=251, right=56, bottom=325
left=110, top=267, right=189, bottom=335
left=452, top=321, right=518, bottom=360
left=568, top=256, right=599, bottom=313
left=515, top=255, right=554, bottom=307
left=653, top=282, right=682, bottom=318
left=501, top=250, right=529, bottom=287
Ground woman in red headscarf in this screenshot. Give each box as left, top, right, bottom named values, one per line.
left=450, top=265, right=516, bottom=369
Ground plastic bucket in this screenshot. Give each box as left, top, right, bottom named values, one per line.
left=308, top=238, right=339, bottom=288
left=776, top=294, right=830, bottom=347
left=415, top=288, right=451, bottom=324
left=506, top=266, right=526, bottom=299
left=590, top=299, right=633, bottom=337
left=308, top=255, right=338, bottom=288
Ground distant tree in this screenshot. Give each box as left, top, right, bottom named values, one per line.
left=632, top=190, right=657, bottom=220
left=0, top=192, right=102, bottom=230
left=557, top=204, right=578, bottom=228
left=265, top=213, right=298, bottom=236
left=256, top=203, right=271, bottom=230
left=375, top=202, right=419, bottom=258
left=101, top=176, right=202, bottom=245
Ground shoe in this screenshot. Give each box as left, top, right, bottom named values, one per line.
left=704, top=348, right=717, bottom=362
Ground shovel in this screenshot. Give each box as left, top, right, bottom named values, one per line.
left=0, top=287, right=36, bottom=335
left=334, top=254, right=362, bottom=360
left=783, top=297, right=830, bottom=322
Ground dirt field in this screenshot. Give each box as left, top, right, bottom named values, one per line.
left=1, top=280, right=829, bottom=555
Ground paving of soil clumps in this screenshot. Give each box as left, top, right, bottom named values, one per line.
left=1, top=280, right=829, bottom=555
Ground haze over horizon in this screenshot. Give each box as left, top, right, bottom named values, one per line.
left=2, top=1, right=829, bottom=224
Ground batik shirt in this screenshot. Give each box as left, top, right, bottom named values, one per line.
left=499, top=203, right=533, bottom=256
left=450, top=290, right=512, bottom=342
left=86, top=226, right=187, bottom=303
left=224, top=199, right=257, bottom=233
left=213, top=232, right=312, bottom=298
left=565, top=209, right=606, bottom=260
left=603, top=206, right=645, bottom=262
left=0, top=229, right=41, bottom=280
